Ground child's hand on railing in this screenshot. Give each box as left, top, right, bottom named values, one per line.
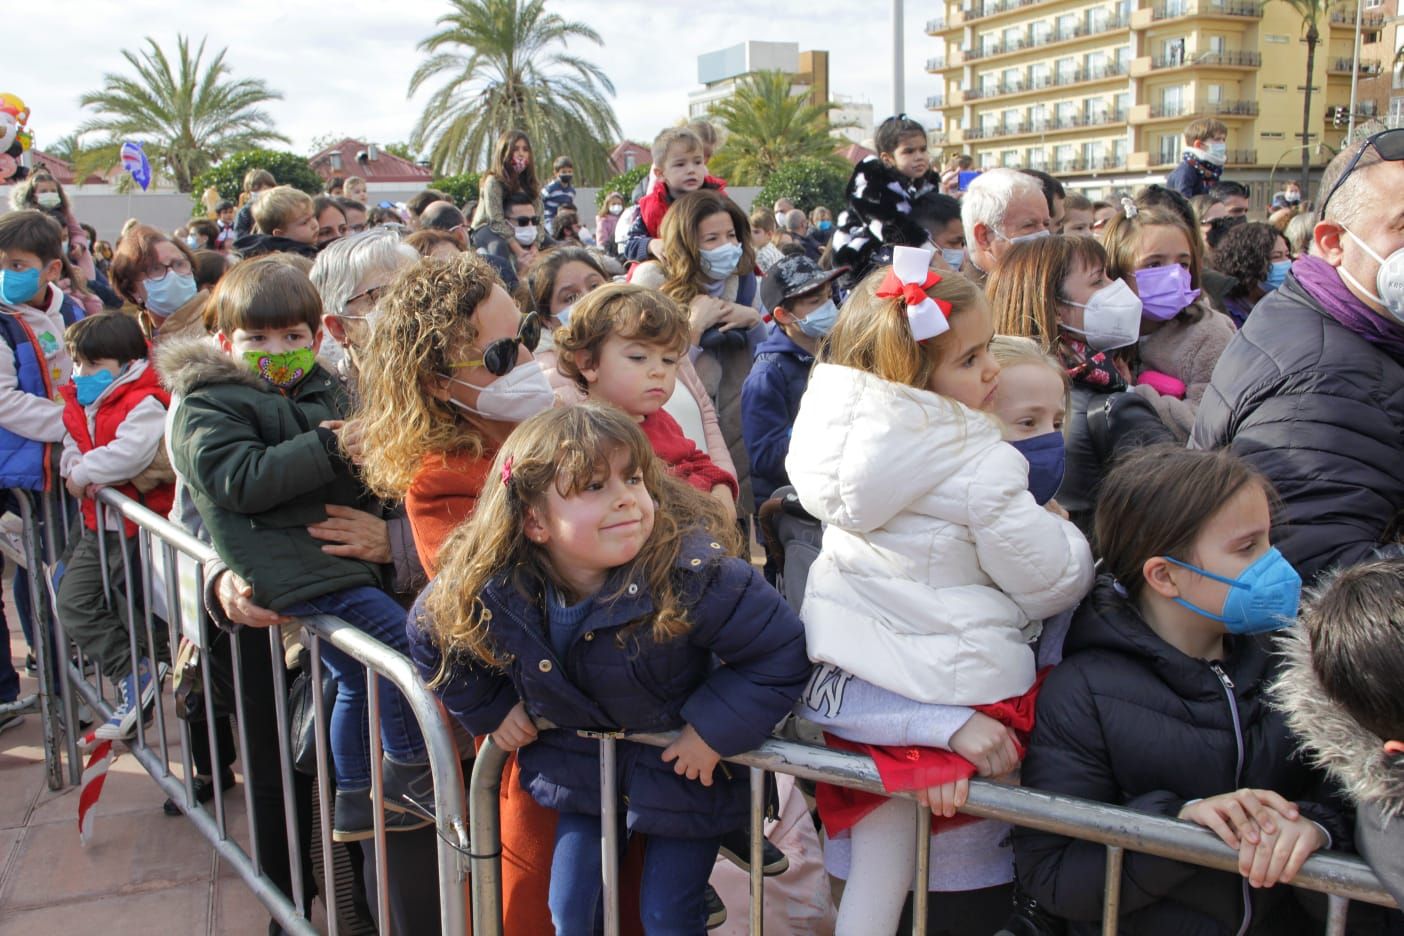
left=491, top=701, right=538, bottom=752
left=949, top=712, right=1021, bottom=777
left=215, top=569, right=292, bottom=628
left=915, top=777, right=970, bottom=818
left=661, top=723, right=722, bottom=787
left=64, top=476, right=85, bottom=499
left=1179, top=788, right=1299, bottom=850
left=1237, top=812, right=1326, bottom=889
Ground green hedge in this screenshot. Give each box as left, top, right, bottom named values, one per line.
left=429, top=171, right=482, bottom=208
left=190, top=149, right=324, bottom=211
left=598, top=166, right=651, bottom=203
left=755, top=157, right=850, bottom=214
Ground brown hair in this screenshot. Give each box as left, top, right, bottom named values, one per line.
left=353, top=253, right=500, bottom=499
left=404, top=229, right=462, bottom=257
left=488, top=129, right=539, bottom=198
left=1064, top=192, right=1093, bottom=213
left=524, top=246, right=609, bottom=318
left=989, top=234, right=1109, bottom=353
left=555, top=284, right=691, bottom=392
left=749, top=209, right=776, bottom=234
left=423, top=403, right=740, bottom=671
left=657, top=190, right=756, bottom=305
left=1183, top=117, right=1227, bottom=145
left=1101, top=205, right=1207, bottom=323
left=242, top=168, right=276, bottom=194
left=65, top=312, right=149, bottom=364
left=1095, top=445, right=1271, bottom=603
left=0, top=210, right=64, bottom=265
left=253, top=186, right=315, bottom=235
left=110, top=224, right=196, bottom=306
left=823, top=264, right=986, bottom=391
left=650, top=127, right=704, bottom=168
left=207, top=255, right=323, bottom=335
left=191, top=249, right=229, bottom=292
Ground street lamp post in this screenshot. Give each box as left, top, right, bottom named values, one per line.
left=894, top=0, right=905, bottom=116
left=1347, top=0, right=1365, bottom=138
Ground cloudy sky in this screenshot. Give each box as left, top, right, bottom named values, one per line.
left=9, top=0, right=936, bottom=160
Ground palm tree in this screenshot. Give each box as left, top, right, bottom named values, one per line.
left=1275, top=0, right=1331, bottom=198
left=78, top=35, right=286, bottom=192
left=706, top=71, right=851, bottom=186
left=408, top=0, right=621, bottom=182
left=44, top=133, right=83, bottom=165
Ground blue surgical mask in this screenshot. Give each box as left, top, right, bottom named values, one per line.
left=143, top=271, right=198, bottom=318
left=700, top=242, right=743, bottom=280
left=1008, top=431, right=1066, bottom=505
left=1163, top=548, right=1302, bottom=634
left=0, top=266, right=42, bottom=306
left=555, top=301, right=575, bottom=328
left=1262, top=259, right=1291, bottom=292
left=940, top=247, right=966, bottom=270
left=818, top=220, right=833, bottom=232
left=795, top=299, right=838, bottom=339
left=73, top=369, right=118, bottom=406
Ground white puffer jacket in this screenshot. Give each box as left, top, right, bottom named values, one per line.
left=786, top=363, right=1094, bottom=706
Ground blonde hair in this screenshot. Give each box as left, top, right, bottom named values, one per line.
left=253, top=185, right=314, bottom=235
left=353, top=252, right=500, bottom=498
left=657, top=190, right=756, bottom=305
left=555, top=284, right=691, bottom=393
left=823, top=264, right=986, bottom=391
left=989, top=335, right=1071, bottom=431
left=1101, top=205, right=1207, bottom=324
left=423, top=403, right=740, bottom=670
left=242, top=168, right=276, bottom=194
left=650, top=127, right=703, bottom=168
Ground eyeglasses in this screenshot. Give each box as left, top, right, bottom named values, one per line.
left=509, top=215, right=541, bottom=227
left=148, top=255, right=192, bottom=280
left=447, top=312, right=542, bottom=376
left=1319, top=128, right=1404, bottom=219
left=345, top=284, right=387, bottom=309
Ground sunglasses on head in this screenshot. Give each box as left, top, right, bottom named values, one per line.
left=509, top=215, right=541, bottom=227
left=448, top=311, right=542, bottom=376
left=1319, top=128, right=1404, bottom=219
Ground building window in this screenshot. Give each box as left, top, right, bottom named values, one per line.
left=1003, top=25, right=1023, bottom=48
left=1031, top=102, right=1049, bottom=130
left=1027, top=147, right=1047, bottom=169
left=1205, top=83, right=1223, bottom=104
left=1113, top=138, right=1128, bottom=165
left=980, top=151, right=997, bottom=169
left=1087, top=50, right=1108, bottom=76
left=1160, top=38, right=1186, bottom=64
left=1002, top=149, right=1020, bottom=167
left=1056, top=13, right=1078, bottom=39
left=1032, top=20, right=1051, bottom=44
left=1158, top=133, right=1181, bottom=164
left=1083, top=141, right=1107, bottom=167
left=982, top=33, right=998, bottom=55
left=1055, top=143, right=1076, bottom=170
left=1086, top=96, right=1109, bottom=123
left=1088, top=6, right=1108, bottom=31
left=1207, top=34, right=1225, bottom=54
left=1117, top=45, right=1133, bottom=69
left=981, top=73, right=998, bottom=95
left=1056, top=56, right=1077, bottom=83
left=1057, top=100, right=1077, bottom=126
left=1003, top=67, right=1022, bottom=91
left=1032, top=62, right=1052, bottom=88
left=1002, top=108, right=1022, bottom=132
left=1161, top=85, right=1185, bottom=111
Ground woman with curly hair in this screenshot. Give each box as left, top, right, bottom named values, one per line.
left=1213, top=221, right=1292, bottom=327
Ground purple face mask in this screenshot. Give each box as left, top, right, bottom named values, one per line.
left=1134, top=265, right=1201, bottom=321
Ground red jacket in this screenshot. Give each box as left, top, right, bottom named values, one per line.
left=636, top=176, right=729, bottom=240
left=59, top=364, right=174, bottom=536
left=639, top=410, right=738, bottom=499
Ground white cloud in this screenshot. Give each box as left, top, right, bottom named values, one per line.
left=10, top=0, right=937, bottom=159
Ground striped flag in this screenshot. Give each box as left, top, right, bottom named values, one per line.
left=119, top=140, right=151, bottom=191
left=78, top=735, right=115, bottom=846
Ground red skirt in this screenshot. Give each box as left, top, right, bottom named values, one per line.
left=815, top=670, right=1047, bottom=837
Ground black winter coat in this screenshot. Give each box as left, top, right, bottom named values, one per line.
left=1190, top=274, right=1404, bottom=582
left=408, top=534, right=811, bottom=838
left=1014, top=577, right=1350, bottom=936
left=1059, top=383, right=1174, bottom=534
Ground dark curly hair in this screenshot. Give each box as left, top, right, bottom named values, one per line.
left=1214, top=222, right=1287, bottom=299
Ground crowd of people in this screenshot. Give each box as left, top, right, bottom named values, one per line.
left=0, top=110, right=1402, bottom=936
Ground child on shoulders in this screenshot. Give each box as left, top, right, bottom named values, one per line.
left=624, top=127, right=728, bottom=263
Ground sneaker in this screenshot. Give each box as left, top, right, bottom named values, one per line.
left=381, top=758, right=436, bottom=822
left=332, top=787, right=432, bottom=843
left=717, top=827, right=790, bottom=876
left=0, top=711, right=24, bottom=737
left=24, top=653, right=36, bottom=676
left=704, top=884, right=727, bottom=929
left=94, top=660, right=167, bottom=741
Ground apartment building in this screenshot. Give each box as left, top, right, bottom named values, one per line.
left=925, top=0, right=1390, bottom=194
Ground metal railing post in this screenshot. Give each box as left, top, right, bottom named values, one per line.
left=749, top=766, right=765, bottom=936
left=911, top=804, right=930, bottom=936
left=469, top=739, right=510, bottom=936
left=599, top=734, right=621, bottom=936
left=1102, top=845, right=1124, bottom=936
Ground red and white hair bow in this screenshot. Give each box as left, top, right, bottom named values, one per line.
left=875, top=246, right=952, bottom=341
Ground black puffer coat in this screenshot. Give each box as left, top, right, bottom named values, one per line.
left=1059, top=384, right=1174, bottom=534
left=1014, top=577, right=1350, bottom=936
left=1190, top=274, right=1404, bottom=582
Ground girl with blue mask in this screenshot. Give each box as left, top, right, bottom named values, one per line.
left=1015, top=445, right=1337, bottom=934
left=989, top=338, right=1068, bottom=508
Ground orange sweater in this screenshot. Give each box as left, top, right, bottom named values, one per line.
left=404, top=447, right=495, bottom=577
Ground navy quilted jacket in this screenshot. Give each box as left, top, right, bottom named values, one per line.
left=408, top=533, right=811, bottom=837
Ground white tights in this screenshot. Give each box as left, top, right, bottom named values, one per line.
left=835, top=797, right=920, bottom=936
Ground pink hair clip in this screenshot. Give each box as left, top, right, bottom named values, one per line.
left=501, top=456, right=514, bottom=487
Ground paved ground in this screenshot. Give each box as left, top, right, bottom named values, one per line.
left=0, top=574, right=294, bottom=935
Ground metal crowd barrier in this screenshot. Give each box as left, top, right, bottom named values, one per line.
left=7, top=480, right=470, bottom=935
left=469, top=728, right=1400, bottom=936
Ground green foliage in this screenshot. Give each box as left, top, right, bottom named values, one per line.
left=598, top=166, right=650, bottom=202
left=707, top=70, right=851, bottom=186
left=77, top=34, right=286, bottom=193
left=384, top=141, right=417, bottom=161
left=756, top=158, right=851, bottom=215
left=409, top=0, right=622, bottom=183
left=190, top=149, right=324, bottom=211
left=430, top=171, right=483, bottom=207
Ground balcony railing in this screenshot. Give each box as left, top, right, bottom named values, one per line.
left=965, top=61, right=1129, bottom=100
left=1152, top=49, right=1262, bottom=69
left=965, top=0, right=1051, bottom=22
left=926, top=56, right=948, bottom=71
left=1227, top=148, right=1257, bottom=164
left=1330, top=8, right=1386, bottom=27
left=926, top=17, right=947, bottom=32
left=1052, top=155, right=1127, bottom=172
left=1153, top=0, right=1261, bottom=19
left=1149, top=99, right=1257, bottom=119
left=926, top=94, right=946, bottom=109
left=970, top=109, right=1129, bottom=140
left=964, top=12, right=1131, bottom=59
left=1329, top=57, right=1384, bottom=75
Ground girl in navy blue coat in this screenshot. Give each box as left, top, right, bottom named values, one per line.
left=408, top=402, right=810, bottom=934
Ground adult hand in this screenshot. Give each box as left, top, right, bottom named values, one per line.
left=1179, top=789, right=1299, bottom=850
left=949, top=712, right=1021, bottom=777
left=661, top=723, right=722, bottom=787
left=915, top=777, right=970, bottom=818
left=491, top=701, right=538, bottom=752
left=688, top=295, right=728, bottom=343
left=717, top=302, right=764, bottom=333
left=216, top=569, right=290, bottom=628
left=1238, top=815, right=1325, bottom=888
left=307, top=505, right=392, bottom=564
left=64, top=476, right=85, bottom=499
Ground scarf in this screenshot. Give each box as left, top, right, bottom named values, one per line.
left=1291, top=255, right=1404, bottom=362
left=1059, top=337, right=1128, bottom=392
left=1182, top=151, right=1223, bottom=186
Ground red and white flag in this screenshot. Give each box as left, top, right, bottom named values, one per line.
left=78, top=734, right=114, bottom=846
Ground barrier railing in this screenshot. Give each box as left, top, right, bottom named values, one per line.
left=9, top=479, right=470, bottom=934
left=469, top=728, right=1399, bottom=936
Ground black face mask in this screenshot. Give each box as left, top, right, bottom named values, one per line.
left=559, top=174, right=573, bottom=184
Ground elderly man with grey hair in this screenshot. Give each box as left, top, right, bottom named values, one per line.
left=781, top=207, right=820, bottom=260
left=311, top=227, right=419, bottom=377
left=958, top=167, right=1052, bottom=289
left=1192, top=129, right=1404, bottom=582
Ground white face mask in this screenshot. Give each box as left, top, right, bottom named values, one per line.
left=1203, top=141, right=1228, bottom=165
left=608, top=204, right=623, bottom=216
left=36, top=192, right=62, bottom=209
left=999, top=227, right=1050, bottom=246
left=1342, top=229, right=1404, bottom=323
left=1060, top=278, right=1144, bottom=351
left=440, top=360, right=554, bottom=423
left=513, top=224, right=538, bottom=246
